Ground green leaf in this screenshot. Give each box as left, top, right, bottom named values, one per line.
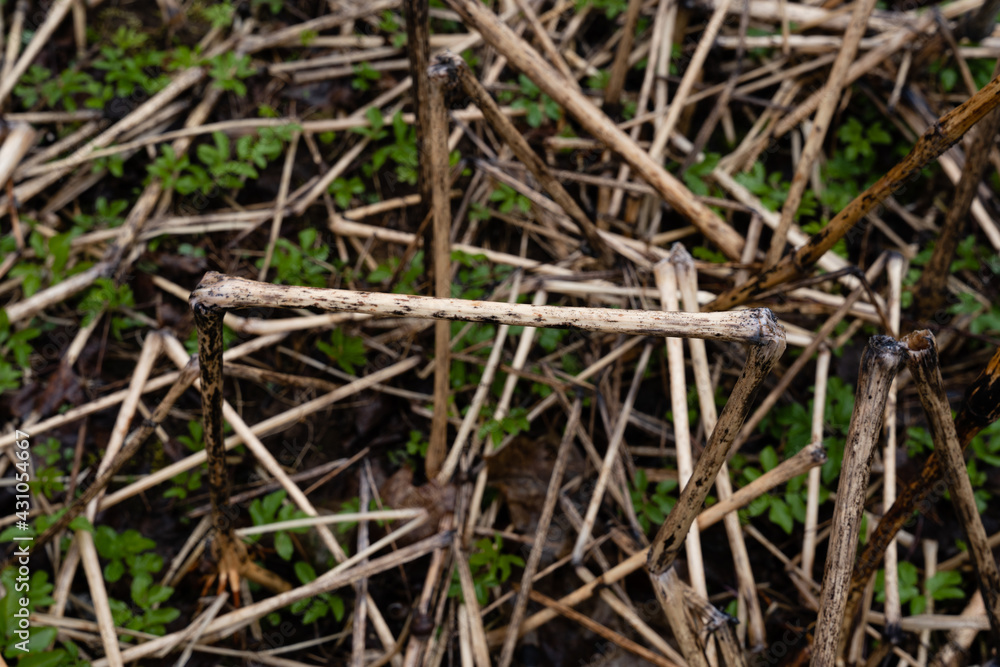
left=760, top=445, right=778, bottom=472
left=768, top=497, right=793, bottom=534
left=275, top=531, right=294, bottom=561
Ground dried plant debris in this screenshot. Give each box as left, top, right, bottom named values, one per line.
left=2, top=1, right=1000, bottom=665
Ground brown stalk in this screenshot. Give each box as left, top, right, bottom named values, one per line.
left=649, top=568, right=709, bottom=667
left=435, top=52, right=613, bottom=264
left=843, top=345, right=1000, bottom=632
left=912, top=64, right=1000, bottom=318
left=602, top=0, right=642, bottom=107
left=646, top=310, right=785, bottom=574
left=709, top=65, right=1000, bottom=312
left=425, top=55, right=454, bottom=480
left=901, top=331, right=1000, bottom=649
left=811, top=336, right=907, bottom=666
left=442, top=0, right=747, bottom=261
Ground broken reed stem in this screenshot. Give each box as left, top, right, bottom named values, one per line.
left=647, top=310, right=786, bottom=574
left=650, top=567, right=709, bottom=667
left=654, top=258, right=707, bottom=600
left=763, top=0, right=877, bottom=269
left=437, top=51, right=612, bottom=263
left=441, top=0, right=746, bottom=260
left=426, top=56, right=454, bottom=480
left=844, top=344, right=1000, bottom=630
left=710, top=65, right=1000, bottom=311
left=812, top=336, right=907, bottom=666
left=882, top=253, right=904, bottom=643
left=497, top=399, right=582, bottom=667
left=902, top=331, right=1000, bottom=649
left=572, top=343, right=653, bottom=563
left=189, top=272, right=774, bottom=343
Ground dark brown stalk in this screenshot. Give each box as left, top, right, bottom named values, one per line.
left=425, top=56, right=454, bottom=480
left=913, top=65, right=1000, bottom=317
left=442, top=0, right=747, bottom=260
left=436, top=52, right=613, bottom=264
left=646, top=310, right=785, bottom=574
left=843, top=345, right=1000, bottom=631
left=603, top=0, right=643, bottom=108
left=191, top=300, right=246, bottom=598
left=811, top=336, right=907, bottom=666
left=901, top=331, right=1000, bottom=649
left=403, top=0, right=432, bottom=220
left=709, top=67, right=1000, bottom=312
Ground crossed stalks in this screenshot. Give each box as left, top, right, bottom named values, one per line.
left=184, top=269, right=1000, bottom=665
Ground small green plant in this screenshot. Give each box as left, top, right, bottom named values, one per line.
left=478, top=407, right=530, bottom=447
left=316, top=328, right=367, bottom=374
left=78, top=277, right=142, bottom=339
left=875, top=563, right=964, bottom=615
left=247, top=490, right=310, bottom=561
left=196, top=131, right=261, bottom=189
left=576, top=0, right=628, bottom=19
left=71, top=197, right=129, bottom=232
left=291, top=561, right=345, bottom=623
left=201, top=2, right=235, bottom=29
left=352, top=62, right=381, bottom=91
left=630, top=469, right=678, bottom=533
left=488, top=184, right=531, bottom=215
left=0, top=309, right=39, bottom=392
left=329, top=176, right=366, bottom=208
left=93, top=525, right=181, bottom=637
left=370, top=111, right=419, bottom=186
left=501, top=74, right=561, bottom=128
left=258, top=228, right=331, bottom=287
left=0, top=567, right=64, bottom=660
left=367, top=250, right=424, bottom=294
left=206, top=52, right=257, bottom=96
left=448, top=535, right=524, bottom=605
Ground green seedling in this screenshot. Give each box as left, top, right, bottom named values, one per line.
left=448, top=535, right=524, bottom=606
left=317, top=328, right=367, bottom=374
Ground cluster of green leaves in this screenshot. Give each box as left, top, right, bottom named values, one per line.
left=0, top=567, right=89, bottom=666
left=0, top=309, right=39, bottom=392
left=874, top=563, right=964, bottom=615
left=352, top=108, right=420, bottom=186
left=317, top=328, right=367, bottom=374
left=908, top=420, right=1000, bottom=513
left=478, top=407, right=530, bottom=447
left=487, top=184, right=532, bottom=216
left=150, top=125, right=299, bottom=196
left=497, top=74, right=561, bottom=129
left=378, top=11, right=408, bottom=47
left=258, top=227, right=332, bottom=287
left=78, top=277, right=143, bottom=340
left=389, top=430, right=430, bottom=466
left=448, top=535, right=524, bottom=606
left=352, top=62, right=381, bottom=91
left=367, top=250, right=425, bottom=294
left=748, top=376, right=855, bottom=533
left=164, top=421, right=207, bottom=501
left=630, top=469, right=678, bottom=534
left=92, top=526, right=181, bottom=637
left=329, top=176, right=366, bottom=209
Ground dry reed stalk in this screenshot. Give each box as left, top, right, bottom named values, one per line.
left=258, top=129, right=300, bottom=282
left=426, top=56, right=454, bottom=480
left=527, top=589, right=682, bottom=667
left=190, top=272, right=774, bottom=342
left=801, top=348, right=831, bottom=580
left=654, top=258, right=708, bottom=599
left=902, top=331, right=1000, bottom=648
left=710, top=63, right=1000, bottom=311
left=497, top=398, right=582, bottom=667
left=351, top=475, right=371, bottom=667
left=436, top=52, right=611, bottom=263
left=882, top=253, right=905, bottom=643
left=647, top=312, right=785, bottom=574
left=572, top=344, right=653, bottom=562
left=844, top=345, right=1000, bottom=633
left=676, top=245, right=766, bottom=650
left=454, top=538, right=490, bottom=667
left=811, top=336, right=908, bottom=666
left=441, top=0, right=746, bottom=260
left=649, top=568, right=709, bottom=667
left=763, top=0, right=877, bottom=269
